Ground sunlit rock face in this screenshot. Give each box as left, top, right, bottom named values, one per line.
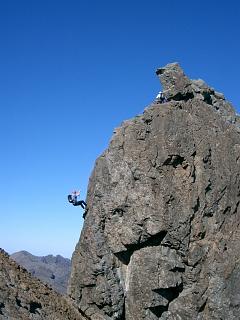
left=68, top=63, right=240, bottom=320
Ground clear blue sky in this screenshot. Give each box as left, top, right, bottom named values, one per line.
left=0, top=0, right=239, bottom=258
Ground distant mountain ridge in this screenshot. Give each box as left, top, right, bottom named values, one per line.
left=0, top=249, right=84, bottom=319
left=11, top=250, right=71, bottom=294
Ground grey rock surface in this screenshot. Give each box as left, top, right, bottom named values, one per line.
left=0, top=249, right=85, bottom=320
left=11, top=250, right=71, bottom=294
left=68, top=63, right=240, bottom=319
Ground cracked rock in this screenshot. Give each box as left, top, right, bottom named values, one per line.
left=68, top=63, right=240, bottom=319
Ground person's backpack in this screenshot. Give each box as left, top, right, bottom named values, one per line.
left=68, top=195, right=73, bottom=203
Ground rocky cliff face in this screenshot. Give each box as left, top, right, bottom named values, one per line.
left=11, top=251, right=71, bottom=294
left=68, top=63, right=240, bottom=320
left=0, top=249, right=85, bottom=319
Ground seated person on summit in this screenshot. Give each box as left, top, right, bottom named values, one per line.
left=68, top=190, right=87, bottom=209
left=156, top=91, right=167, bottom=103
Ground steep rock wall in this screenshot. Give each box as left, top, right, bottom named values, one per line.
left=68, top=63, right=240, bottom=320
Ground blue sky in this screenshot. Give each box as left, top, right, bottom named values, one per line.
left=0, top=0, right=239, bottom=258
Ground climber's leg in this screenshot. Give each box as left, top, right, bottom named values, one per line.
left=79, top=200, right=87, bottom=209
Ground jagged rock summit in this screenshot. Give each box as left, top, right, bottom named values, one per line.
left=156, top=63, right=238, bottom=125
left=68, top=63, right=240, bottom=320
left=0, top=249, right=85, bottom=319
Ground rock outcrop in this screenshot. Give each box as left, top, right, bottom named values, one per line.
left=68, top=63, right=240, bottom=320
left=11, top=251, right=71, bottom=294
left=0, top=249, right=85, bottom=319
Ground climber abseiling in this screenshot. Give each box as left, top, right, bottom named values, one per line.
left=68, top=190, right=87, bottom=210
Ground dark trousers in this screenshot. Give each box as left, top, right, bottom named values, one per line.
left=73, top=200, right=87, bottom=209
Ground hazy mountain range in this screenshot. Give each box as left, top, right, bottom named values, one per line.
left=11, top=250, right=71, bottom=294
